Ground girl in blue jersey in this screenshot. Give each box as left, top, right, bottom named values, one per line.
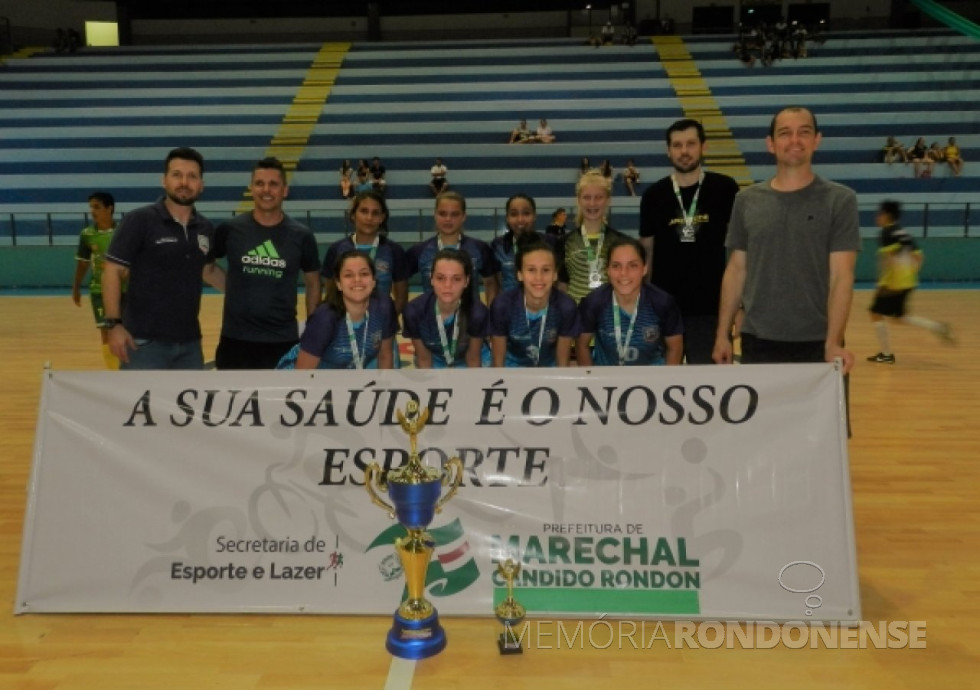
left=490, top=194, right=554, bottom=293
left=279, top=250, right=398, bottom=370
left=406, top=191, right=500, bottom=305
left=577, top=236, right=683, bottom=366
left=402, top=248, right=490, bottom=368
left=323, top=191, right=409, bottom=315
left=322, top=191, right=409, bottom=367
left=490, top=232, right=580, bottom=367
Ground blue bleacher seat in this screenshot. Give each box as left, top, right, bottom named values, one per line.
left=0, top=31, right=979, bottom=246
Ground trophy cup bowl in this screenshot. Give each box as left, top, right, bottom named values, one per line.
left=364, top=401, right=464, bottom=660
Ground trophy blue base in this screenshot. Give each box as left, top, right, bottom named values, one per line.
left=385, top=611, right=447, bottom=660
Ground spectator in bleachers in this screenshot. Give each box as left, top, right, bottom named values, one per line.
left=601, top=21, right=616, bottom=45
left=623, top=159, right=640, bottom=196
left=354, top=167, right=372, bottom=194
left=907, top=138, right=933, bottom=178
left=53, top=28, right=68, bottom=53
left=509, top=119, right=533, bottom=144
left=735, top=19, right=818, bottom=67
left=429, top=158, right=449, bottom=195
left=882, top=137, right=909, bottom=165
left=558, top=170, right=628, bottom=303
left=760, top=36, right=779, bottom=67
left=775, top=17, right=788, bottom=41
left=369, top=157, right=387, bottom=194
left=791, top=23, right=808, bottom=58
left=945, top=137, right=964, bottom=176
left=536, top=119, right=556, bottom=144
left=579, top=157, right=591, bottom=176
left=72, top=191, right=119, bottom=369
left=905, top=137, right=932, bottom=177
left=622, top=21, right=638, bottom=46
left=339, top=159, right=353, bottom=198
left=736, top=41, right=757, bottom=68
left=928, top=142, right=947, bottom=170
left=600, top=159, right=614, bottom=182
left=67, top=28, right=82, bottom=52
left=545, top=208, right=568, bottom=241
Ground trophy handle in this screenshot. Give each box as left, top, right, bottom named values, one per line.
left=434, top=456, right=464, bottom=514
left=364, top=463, right=396, bottom=519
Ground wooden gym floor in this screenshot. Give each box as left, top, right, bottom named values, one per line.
left=1, top=289, right=977, bottom=689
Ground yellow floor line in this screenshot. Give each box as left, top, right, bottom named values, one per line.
left=652, top=36, right=754, bottom=187
left=236, top=42, right=351, bottom=214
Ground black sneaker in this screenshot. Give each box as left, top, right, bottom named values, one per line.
left=867, top=352, right=896, bottom=364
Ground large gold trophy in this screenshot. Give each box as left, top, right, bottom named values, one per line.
left=364, top=401, right=463, bottom=659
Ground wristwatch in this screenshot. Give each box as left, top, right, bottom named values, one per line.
left=101, top=318, right=123, bottom=329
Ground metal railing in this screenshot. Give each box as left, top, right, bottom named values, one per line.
left=1, top=201, right=976, bottom=247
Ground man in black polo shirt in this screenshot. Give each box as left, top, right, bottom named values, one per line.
left=102, top=147, right=223, bottom=369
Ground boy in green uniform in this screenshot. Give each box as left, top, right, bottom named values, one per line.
left=72, top=192, right=119, bottom=368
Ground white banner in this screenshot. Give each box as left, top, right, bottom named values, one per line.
left=17, top=365, right=860, bottom=622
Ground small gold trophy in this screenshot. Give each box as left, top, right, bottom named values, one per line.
left=495, top=558, right=526, bottom=655
left=364, top=401, right=464, bottom=660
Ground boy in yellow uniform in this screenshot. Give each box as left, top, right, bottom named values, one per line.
left=867, top=200, right=953, bottom=364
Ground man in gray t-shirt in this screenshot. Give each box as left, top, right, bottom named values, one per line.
left=713, top=106, right=860, bottom=373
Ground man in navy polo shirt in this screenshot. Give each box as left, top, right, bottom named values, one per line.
left=102, top=147, right=223, bottom=369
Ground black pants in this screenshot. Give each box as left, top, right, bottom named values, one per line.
left=215, top=336, right=298, bottom=370
left=740, top=333, right=824, bottom=364
left=740, top=333, right=852, bottom=436
left=682, top=314, right=719, bottom=365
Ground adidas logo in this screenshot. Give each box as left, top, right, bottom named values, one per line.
left=242, top=239, right=286, bottom=268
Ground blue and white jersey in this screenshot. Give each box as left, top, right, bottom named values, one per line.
left=279, top=293, right=398, bottom=370
left=406, top=235, right=499, bottom=298
left=490, top=231, right=556, bottom=293
left=489, top=288, right=581, bottom=367
left=322, top=235, right=409, bottom=303
left=578, top=284, right=682, bottom=366
left=402, top=291, right=490, bottom=368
